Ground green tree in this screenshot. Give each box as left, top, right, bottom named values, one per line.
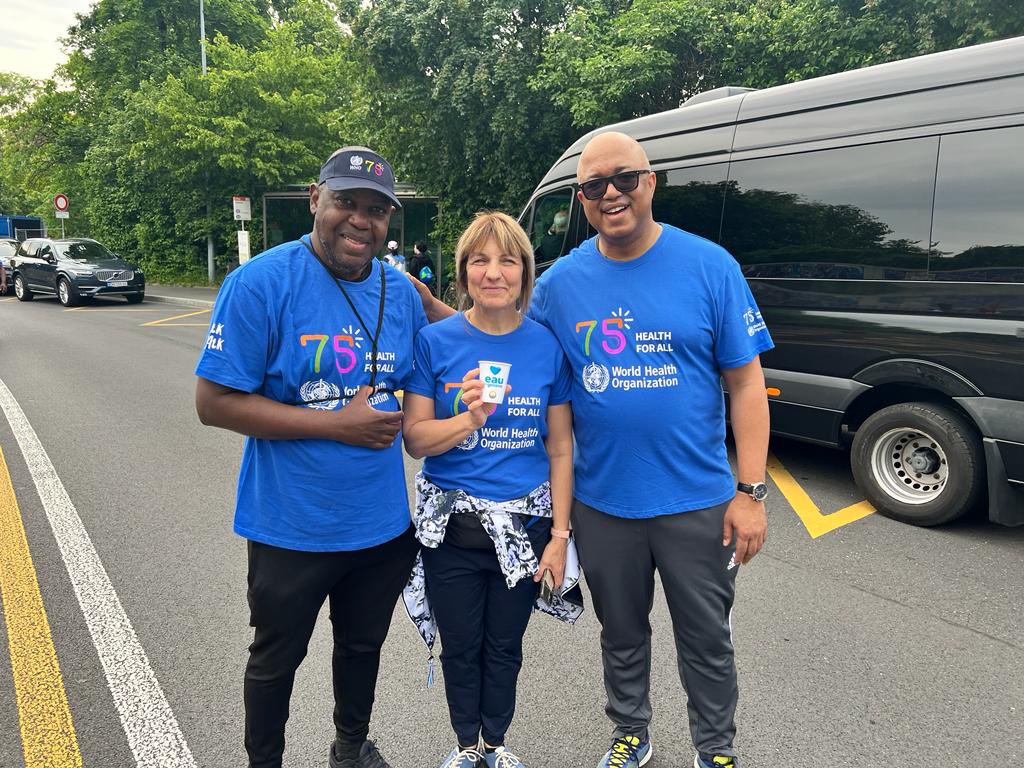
left=353, top=0, right=579, bottom=251
left=536, top=0, right=1024, bottom=128
left=80, top=24, right=367, bottom=281
left=63, top=0, right=270, bottom=103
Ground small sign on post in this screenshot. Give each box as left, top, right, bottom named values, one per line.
left=232, top=196, right=251, bottom=221
left=54, top=193, right=70, bottom=237
left=233, top=196, right=252, bottom=266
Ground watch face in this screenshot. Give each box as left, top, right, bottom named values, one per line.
left=752, top=483, right=768, bottom=502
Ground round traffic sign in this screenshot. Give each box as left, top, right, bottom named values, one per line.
left=54, top=193, right=69, bottom=212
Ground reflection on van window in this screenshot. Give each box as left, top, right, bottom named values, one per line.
left=530, top=189, right=573, bottom=264
left=651, top=164, right=728, bottom=243
left=930, top=126, right=1024, bottom=283
left=722, top=139, right=936, bottom=280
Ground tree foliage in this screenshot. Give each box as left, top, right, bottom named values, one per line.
left=535, top=0, right=1024, bottom=127
left=0, top=0, right=1020, bottom=282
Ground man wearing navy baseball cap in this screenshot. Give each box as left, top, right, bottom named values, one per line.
left=195, top=147, right=434, bottom=768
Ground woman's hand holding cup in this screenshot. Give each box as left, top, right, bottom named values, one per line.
left=461, top=368, right=511, bottom=429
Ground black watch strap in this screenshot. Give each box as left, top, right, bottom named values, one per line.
left=737, top=481, right=768, bottom=502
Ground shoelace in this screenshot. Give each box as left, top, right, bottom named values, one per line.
left=699, top=756, right=735, bottom=768
left=491, top=746, right=523, bottom=768
left=451, top=747, right=484, bottom=766
left=606, top=736, right=642, bottom=768
left=361, top=740, right=390, bottom=768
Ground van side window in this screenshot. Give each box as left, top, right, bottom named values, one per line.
left=651, top=164, right=728, bottom=243
left=528, top=189, right=574, bottom=267
left=930, top=126, right=1024, bottom=283
left=721, top=139, right=937, bottom=280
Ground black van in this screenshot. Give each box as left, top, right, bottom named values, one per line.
left=520, top=36, right=1024, bottom=527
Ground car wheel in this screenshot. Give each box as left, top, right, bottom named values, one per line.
left=57, top=277, right=79, bottom=307
left=850, top=402, right=984, bottom=526
left=125, top=293, right=144, bottom=304
left=14, top=275, right=32, bottom=302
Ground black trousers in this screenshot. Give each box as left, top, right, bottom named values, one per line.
left=421, top=522, right=549, bottom=748
left=243, top=527, right=419, bottom=768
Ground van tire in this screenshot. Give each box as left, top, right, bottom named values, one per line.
left=850, top=402, right=984, bottom=526
left=14, top=274, right=32, bottom=301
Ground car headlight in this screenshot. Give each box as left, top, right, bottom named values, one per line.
left=68, top=268, right=94, bottom=276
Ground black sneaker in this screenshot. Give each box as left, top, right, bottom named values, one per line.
left=329, top=738, right=393, bottom=768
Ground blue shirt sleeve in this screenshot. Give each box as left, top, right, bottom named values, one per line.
left=713, top=257, right=775, bottom=370
left=405, top=329, right=435, bottom=399
left=550, top=348, right=572, bottom=405
left=194, top=275, right=273, bottom=393
left=526, top=270, right=549, bottom=328
left=411, top=284, right=429, bottom=335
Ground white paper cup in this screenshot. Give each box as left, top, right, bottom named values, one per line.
left=479, top=360, right=511, bottom=404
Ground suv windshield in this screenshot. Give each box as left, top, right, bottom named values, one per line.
left=55, top=240, right=115, bottom=263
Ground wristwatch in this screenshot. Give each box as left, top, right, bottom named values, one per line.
left=737, top=481, right=768, bottom=502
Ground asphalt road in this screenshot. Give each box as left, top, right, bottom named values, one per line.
left=0, top=294, right=1021, bottom=768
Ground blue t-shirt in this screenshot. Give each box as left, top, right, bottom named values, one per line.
left=194, top=238, right=428, bottom=551
left=529, top=224, right=774, bottom=518
left=405, top=313, right=571, bottom=501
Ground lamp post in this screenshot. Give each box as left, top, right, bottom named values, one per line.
left=200, top=0, right=214, bottom=284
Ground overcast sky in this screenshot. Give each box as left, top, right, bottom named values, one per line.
left=1, top=0, right=94, bottom=80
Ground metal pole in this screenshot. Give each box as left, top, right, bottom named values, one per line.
left=200, top=0, right=214, bottom=283
left=199, top=0, right=208, bottom=75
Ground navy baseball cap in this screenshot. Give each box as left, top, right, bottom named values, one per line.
left=318, top=146, right=402, bottom=208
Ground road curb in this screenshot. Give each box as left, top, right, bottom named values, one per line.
left=145, top=294, right=215, bottom=309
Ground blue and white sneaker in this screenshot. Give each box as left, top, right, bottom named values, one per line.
left=694, top=754, right=737, bottom=768
left=596, top=735, right=652, bottom=768
left=484, top=745, right=526, bottom=768
left=439, top=747, right=484, bottom=768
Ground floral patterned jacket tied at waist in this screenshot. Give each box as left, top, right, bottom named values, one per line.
left=403, top=472, right=585, bottom=681
left=412, top=471, right=554, bottom=587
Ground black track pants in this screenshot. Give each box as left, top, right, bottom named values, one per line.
left=243, top=528, right=419, bottom=768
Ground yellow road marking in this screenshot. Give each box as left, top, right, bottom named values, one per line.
left=766, top=451, right=876, bottom=538
left=142, top=309, right=211, bottom=327
left=65, top=307, right=165, bottom=312
left=0, top=445, right=83, bottom=767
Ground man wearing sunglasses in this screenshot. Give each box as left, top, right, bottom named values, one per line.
left=409, top=132, right=774, bottom=767
left=529, top=132, right=774, bottom=768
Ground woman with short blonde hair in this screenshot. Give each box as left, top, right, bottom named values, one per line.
left=403, top=211, right=577, bottom=768
left=453, top=211, right=536, bottom=314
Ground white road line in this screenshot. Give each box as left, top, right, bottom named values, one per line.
left=0, top=377, right=196, bottom=768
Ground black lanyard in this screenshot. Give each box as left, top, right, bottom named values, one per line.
left=301, top=235, right=387, bottom=390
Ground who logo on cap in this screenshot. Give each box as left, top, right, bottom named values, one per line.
left=319, top=146, right=402, bottom=208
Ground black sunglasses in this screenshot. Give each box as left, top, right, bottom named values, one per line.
left=577, top=169, right=652, bottom=200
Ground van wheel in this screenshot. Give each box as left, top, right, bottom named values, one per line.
left=850, top=402, right=984, bottom=526
left=57, top=277, right=79, bottom=307
left=14, top=275, right=32, bottom=301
